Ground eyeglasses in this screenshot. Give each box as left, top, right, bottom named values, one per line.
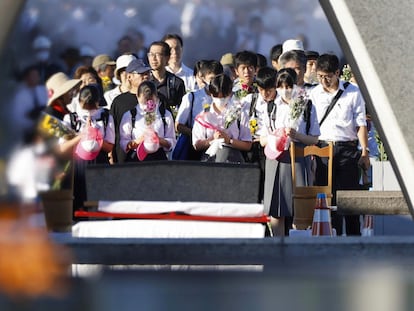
left=147, top=52, right=164, bottom=58
left=316, top=73, right=335, bottom=81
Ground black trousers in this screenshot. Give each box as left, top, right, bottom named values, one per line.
left=315, top=141, right=361, bottom=236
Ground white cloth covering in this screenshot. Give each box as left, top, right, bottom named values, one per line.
left=97, top=200, right=265, bottom=218
left=72, top=219, right=265, bottom=238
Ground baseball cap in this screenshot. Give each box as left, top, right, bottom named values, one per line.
left=264, top=129, right=287, bottom=160
left=75, top=127, right=103, bottom=161
left=115, top=54, right=137, bottom=78
left=282, top=39, right=304, bottom=54
left=136, top=130, right=160, bottom=161
left=126, top=59, right=151, bottom=74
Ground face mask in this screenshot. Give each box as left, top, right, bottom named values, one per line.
left=212, top=97, right=229, bottom=107
left=277, top=88, right=293, bottom=100
left=35, top=50, right=50, bottom=62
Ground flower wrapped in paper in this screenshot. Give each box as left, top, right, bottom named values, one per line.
left=37, top=112, right=76, bottom=140
left=224, top=102, right=242, bottom=129
left=144, top=99, right=156, bottom=126
left=289, top=87, right=308, bottom=129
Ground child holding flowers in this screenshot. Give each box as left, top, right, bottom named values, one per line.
left=261, top=68, right=320, bottom=236
left=119, top=80, right=176, bottom=161
left=192, top=74, right=252, bottom=163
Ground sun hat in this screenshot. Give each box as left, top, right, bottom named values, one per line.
left=264, top=129, right=287, bottom=160
left=46, top=72, right=81, bottom=105
left=125, top=58, right=151, bottom=74
left=115, top=54, right=137, bottom=78
left=92, top=54, right=116, bottom=71
left=136, top=130, right=160, bottom=161
left=282, top=39, right=304, bottom=54
left=75, top=127, right=103, bottom=161
left=220, top=53, right=234, bottom=66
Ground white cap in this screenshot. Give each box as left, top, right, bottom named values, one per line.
left=32, top=35, right=52, bottom=50
left=282, top=39, right=304, bottom=53
left=115, top=54, right=137, bottom=77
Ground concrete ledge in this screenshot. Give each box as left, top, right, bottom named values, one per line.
left=55, top=236, right=414, bottom=267
left=336, top=190, right=410, bottom=215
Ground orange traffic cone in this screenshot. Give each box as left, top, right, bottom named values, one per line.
left=361, top=215, right=374, bottom=236
left=311, top=193, right=333, bottom=236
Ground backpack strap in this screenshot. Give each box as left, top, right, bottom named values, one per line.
left=267, top=100, right=277, bottom=132
left=158, top=102, right=167, bottom=129
left=96, top=108, right=110, bottom=132
left=188, top=91, right=195, bottom=128
left=130, top=107, right=137, bottom=128
left=69, top=112, right=81, bottom=132
left=249, top=92, right=259, bottom=118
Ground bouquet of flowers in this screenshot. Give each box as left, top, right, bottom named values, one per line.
left=144, top=99, right=156, bottom=126
left=289, top=88, right=308, bottom=129
left=234, top=80, right=257, bottom=100
left=37, top=112, right=77, bottom=140
left=224, top=103, right=242, bottom=129
left=340, top=64, right=353, bottom=82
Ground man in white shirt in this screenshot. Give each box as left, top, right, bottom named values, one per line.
left=103, top=54, right=136, bottom=109
left=162, top=33, right=196, bottom=92
left=309, top=53, right=370, bottom=236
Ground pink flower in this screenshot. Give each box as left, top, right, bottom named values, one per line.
left=145, top=99, right=156, bottom=112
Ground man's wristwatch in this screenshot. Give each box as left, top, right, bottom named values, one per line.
left=229, top=139, right=234, bottom=145
left=363, top=147, right=370, bottom=154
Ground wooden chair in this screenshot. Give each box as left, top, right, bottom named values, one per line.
left=290, top=142, right=333, bottom=229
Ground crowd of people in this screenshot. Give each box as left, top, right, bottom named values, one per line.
left=6, top=2, right=375, bottom=237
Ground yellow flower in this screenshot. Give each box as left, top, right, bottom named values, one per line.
left=249, top=118, right=258, bottom=135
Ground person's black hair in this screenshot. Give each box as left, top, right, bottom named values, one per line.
left=148, top=41, right=171, bottom=57
left=256, top=66, right=277, bottom=89
left=79, top=84, right=100, bottom=109
left=193, top=60, right=205, bottom=77
left=270, top=44, right=283, bottom=61
left=161, top=33, right=183, bottom=47
left=137, top=80, right=157, bottom=99
left=279, top=50, right=307, bottom=69
left=276, top=68, right=297, bottom=87
left=209, top=74, right=233, bottom=97
left=234, top=50, right=257, bottom=69
left=199, top=60, right=223, bottom=77
left=256, top=53, right=268, bottom=68
left=316, top=53, right=339, bottom=73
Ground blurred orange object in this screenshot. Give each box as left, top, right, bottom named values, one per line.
left=0, top=202, right=72, bottom=298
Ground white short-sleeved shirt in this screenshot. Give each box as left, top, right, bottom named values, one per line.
left=175, top=87, right=211, bottom=128
left=309, top=80, right=366, bottom=141
left=103, top=86, right=122, bottom=110
left=119, top=103, right=176, bottom=153
left=192, top=102, right=252, bottom=147
left=262, top=96, right=320, bottom=149
left=241, top=93, right=275, bottom=139
left=62, top=107, right=115, bottom=144
left=166, top=63, right=196, bottom=92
